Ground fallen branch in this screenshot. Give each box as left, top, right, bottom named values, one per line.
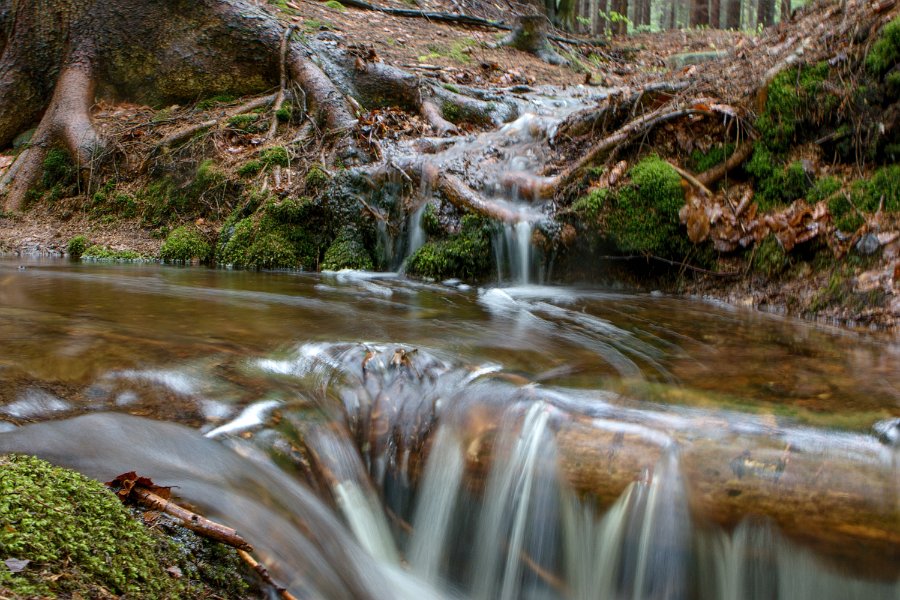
left=697, top=141, right=755, bottom=188
left=157, top=93, right=279, bottom=150
left=668, top=162, right=713, bottom=198
left=130, top=486, right=254, bottom=551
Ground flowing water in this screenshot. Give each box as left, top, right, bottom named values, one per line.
left=0, top=259, right=898, bottom=598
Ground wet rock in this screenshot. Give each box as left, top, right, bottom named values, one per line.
left=855, top=233, right=881, bottom=256
left=872, top=418, right=899, bottom=446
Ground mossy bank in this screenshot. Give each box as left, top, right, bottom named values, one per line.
left=0, top=454, right=257, bottom=599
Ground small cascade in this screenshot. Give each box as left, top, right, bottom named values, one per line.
left=471, top=402, right=560, bottom=600
left=407, top=427, right=465, bottom=584
left=406, top=203, right=428, bottom=263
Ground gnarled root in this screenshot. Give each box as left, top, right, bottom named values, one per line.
left=1, top=64, right=103, bottom=211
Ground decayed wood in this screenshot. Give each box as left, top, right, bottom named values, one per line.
left=131, top=486, right=254, bottom=551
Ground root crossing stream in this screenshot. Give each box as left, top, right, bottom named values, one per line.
left=0, top=260, right=898, bottom=598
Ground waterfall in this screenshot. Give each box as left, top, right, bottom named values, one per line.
left=471, top=402, right=559, bottom=600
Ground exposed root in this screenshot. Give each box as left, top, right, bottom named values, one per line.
left=267, top=25, right=298, bottom=141
left=1, top=64, right=103, bottom=211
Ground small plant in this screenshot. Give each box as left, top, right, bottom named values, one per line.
left=66, top=235, right=88, bottom=259
left=82, top=245, right=143, bottom=261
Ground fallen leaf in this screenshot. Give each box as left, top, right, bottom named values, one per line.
left=4, top=558, right=30, bottom=573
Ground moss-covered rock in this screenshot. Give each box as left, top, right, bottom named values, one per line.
left=322, top=230, right=374, bottom=271
left=756, top=63, right=831, bottom=152
left=605, top=156, right=688, bottom=258
left=746, top=150, right=811, bottom=210
left=406, top=214, right=493, bottom=280
left=0, top=455, right=183, bottom=598
left=571, top=187, right=608, bottom=220
left=160, top=226, right=211, bottom=263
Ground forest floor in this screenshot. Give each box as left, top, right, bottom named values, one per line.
left=1, top=0, right=898, bottom=332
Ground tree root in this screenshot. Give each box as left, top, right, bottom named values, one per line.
left=1, top=64, right=103, bottom=211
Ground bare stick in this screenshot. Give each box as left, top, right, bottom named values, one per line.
left=697, top=141, right=755, bottom=188
left=131, top=486, right=253, bottom=551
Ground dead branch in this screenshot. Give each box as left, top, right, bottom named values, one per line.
left=668, top=162, right=713, bottom=198
left=555, top=105, right=712, bottom=188
left=130, top=486, right=254, bottom=551
left=157, top=93, right=279, bottom=150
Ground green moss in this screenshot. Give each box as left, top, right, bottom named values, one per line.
left=571, top=188, right=609, bottom=220
left=806, top=175, right=842, bottom=203
left=196, top=94, right=236, bottom=111
left=82, top=245, right=143, bottom=261
left=66, top=235, right=88, bottom=259
left=606, top=156, right=688, bottom=258
left=160, top=226, right=211, bottom=263
left=275, top=102, right=294, bottom=123
left=303, top=18, right=334, bottom=31
left=324, top=0, right=346, bottom=10
left=259, top=146, right=290, bottom=168
left=322, top=230, right=374, bottom=271
left=226, top=114, right=264, bottom=134
left=407, top=214, right=493, bottom=280
left=421, top=203, right=444, bottom=237
left=865, top=16, right=900, bottom=76
left=41, top=148, right=75, bottom=189
left=746, top=149, right=811, bottom=210
left=862, top=164, right=900, bottom=212
left=442, top=83, right=461, bottom=94
left=305, top=164, right=329, bottom=189
left=237, top=160, right=263, bottom=178
left=753, top=235, right=789, bottom=277
left=689, top=143, right=735, bottom=172
left=0, top=455, right=184, bottom=598
left=246, top=231, right=298, bottom=269
left=755, top=63, right=830, bottom=152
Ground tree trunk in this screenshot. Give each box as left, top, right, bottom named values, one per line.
left=0, top=0, right=513, bottom=211
left=611, top=0, right=629, bottom=34
left=757, top=0, right=775, bottom=27
left=691, top=0, right=710, bottom=26
left=724, top=0, right=741, bottom=28
left=710, top=0, right=721, bottom=27
left=780, top=0, right=791, bottom=21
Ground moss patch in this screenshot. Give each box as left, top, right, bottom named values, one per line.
left=756, top=63, right=830, bottom=152
left=0, top=455, right=183, bottom=598
left=322, top=230, right=374, bottom=270
left=160, top=226, right=211, bottom=263
left=605, top=156, right=688, bottom=258
left=83, top=245, right=143, bottom=261
left=865, top=16, right=900, bottom=76
left=66, top=235, right=88, bottom=259
left=406, top=214, right=493, bottom=280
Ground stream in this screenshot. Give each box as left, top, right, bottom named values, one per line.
left=0, top=258, right=898, bottom=598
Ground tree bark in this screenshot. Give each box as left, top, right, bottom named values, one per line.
left=724, top=0, right=742, bottom=28
left=692, top=0, right=710, bottom=26
left=757, top=0, right=775, bottom=27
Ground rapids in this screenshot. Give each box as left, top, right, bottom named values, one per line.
left=0, top=259, right=898, bottom=598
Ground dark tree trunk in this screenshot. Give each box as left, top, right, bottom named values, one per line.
left=780, top=0, right=790, bottom=21
left=691, top=0, right=710, bottom=26
left=636, top=0, right=651, bottom=26
left=710, top=0, right=721, bottom=27
left=724, top=0, right=741, bottom=28
left=757, top=0, right=775, bottom=27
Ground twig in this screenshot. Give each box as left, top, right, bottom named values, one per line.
left=157, top=93, right=279, bottom=149
left=130, top=487, right=253, bottom=551
left=697, top=141, right=755, bottom=188
left=668, top=162, right=713, bottom=197
left=237, top=549, right=299, bottom=600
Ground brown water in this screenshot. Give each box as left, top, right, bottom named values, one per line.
left=0, top=258, right=898, bottom=599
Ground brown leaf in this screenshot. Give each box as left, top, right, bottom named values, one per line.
left=107, top=472, right=171, bottom=501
